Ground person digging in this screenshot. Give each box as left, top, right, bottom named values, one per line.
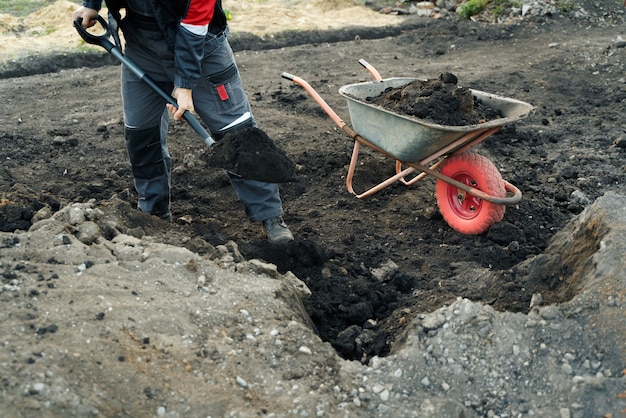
left=72, top=0, right=295, bottom=245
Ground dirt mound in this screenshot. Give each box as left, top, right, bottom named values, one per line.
left=206, top=126, right=295, bottom=183
left=0, top=14, right=19, bottom=32
left=0, top=1, right=81, bottom=60
left=368, top=73, right=503, bottom=126
left=0, top=0, right=405, bottom=61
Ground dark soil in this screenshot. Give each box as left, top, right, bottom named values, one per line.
left=368, top=72, right=503, bottom=126
left=1, top=2, right=625, bottom=364
left=206, top=126, right=295, bottom=183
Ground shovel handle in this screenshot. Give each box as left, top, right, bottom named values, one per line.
left=73, top=15, right=215, bottom=147
left=131, top=67, right=216, bottom=147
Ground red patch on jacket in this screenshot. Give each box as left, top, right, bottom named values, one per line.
left=182, top=0, right=216, bottom=26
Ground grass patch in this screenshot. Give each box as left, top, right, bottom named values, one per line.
left=458, top=0, right=522, bottom=19
left=558, top=0, right=574, bottom=12
left=458, top=0, right=490, bottom=18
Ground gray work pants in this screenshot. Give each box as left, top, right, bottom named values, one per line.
left=119, top=23, right=283, bottom=222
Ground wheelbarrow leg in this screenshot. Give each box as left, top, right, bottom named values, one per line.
left=346, top=140, right=422, bottom=198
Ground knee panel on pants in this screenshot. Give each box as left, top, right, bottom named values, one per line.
left=125, top=126, right=166, bottom=180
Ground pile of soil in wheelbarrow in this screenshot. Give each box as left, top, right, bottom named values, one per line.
left=368, top=72, right=503, bottom=126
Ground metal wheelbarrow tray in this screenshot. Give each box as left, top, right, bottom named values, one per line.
left=282, top=61, right=535, bottom=235
left=339, top=77, right=534, bottom=163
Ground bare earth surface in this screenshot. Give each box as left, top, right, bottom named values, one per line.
left=1, top=0, right=625, bottom=417
left=0, top=0, right=403, bottom=61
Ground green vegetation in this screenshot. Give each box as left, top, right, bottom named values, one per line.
left=458, top=0, right=521, bottom=19
left=456, top=0, right=623, bottom=19
left=458, top=0, right=489, bottom=18
left=558, top=0, right=574, bottom=12
left=491, top=0, right=520, bottom=18
left=0, top=0, right=79, bottom=16
left=29, top=24, right=56, bottom=36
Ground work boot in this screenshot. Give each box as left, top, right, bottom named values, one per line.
left=262, top=216, right=294, bottom=245
left=158, top=212, right=172, bottom=222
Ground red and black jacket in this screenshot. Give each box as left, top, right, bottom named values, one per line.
left=82, top=0, right=228, bottom=89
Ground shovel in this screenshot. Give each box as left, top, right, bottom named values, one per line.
left=73, top=15, right=294, bottom=183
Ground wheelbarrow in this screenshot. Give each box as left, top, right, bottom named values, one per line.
left=281, top=59, right=535, bottom=235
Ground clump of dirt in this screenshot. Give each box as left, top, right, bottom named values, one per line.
left=205, top=126, right=295, bottom=183
left=368, top=72, right=503, bottom=126
left=0, top=183, right=62, bottom=232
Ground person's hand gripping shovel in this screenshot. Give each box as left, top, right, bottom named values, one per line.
left=73, top=15, right=294, bottom=183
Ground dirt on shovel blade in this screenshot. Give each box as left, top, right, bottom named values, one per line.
left=205, top=126, right=295, bottom=183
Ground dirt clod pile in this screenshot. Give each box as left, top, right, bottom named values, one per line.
left=368, top=72, right=503, bottom=126
left=205, top=126, right=295, bottom=183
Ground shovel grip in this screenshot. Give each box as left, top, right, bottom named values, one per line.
left=73, top=16, right=116, bottom=52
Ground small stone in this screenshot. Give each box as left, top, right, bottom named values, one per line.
left=421, top=312, right=446, bottom=330
left=76, top=221, right=101, bottom=245
left=236, top=376, right=248, bottom=388
left=379, top=389, right=390, bottom=402
left=613, top=135, right=626, bottom=148
left=530, top=293, right=543, bottom=308
left=68, top=205, right=86, bottom=225
left=570, top=190, right=590, bottom=205
left=52, top=136, right=66, bottom=146
left=538, top=305, right=561, bottom=320
left=370, top=259, right=399, bottom=282
left=321, top=267, right=332, bottom=279
left=247, top=259, right=279, bottom=278
left=561, top=363, right=573, bottom=374
left=176, top=215, right=193, bottom=225
left=196, top=274, right=206, bottom=288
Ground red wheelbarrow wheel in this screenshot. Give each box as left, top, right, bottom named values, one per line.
left=435, top=152, right=506, bottom=235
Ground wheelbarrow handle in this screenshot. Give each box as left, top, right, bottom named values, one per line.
left=281, top=72, right=348, bottom=131
left=280, top=72, right=296, bottom=82
left=73, top=16, right=215, bottom=147
left=358, top=59, right=382, bottom=81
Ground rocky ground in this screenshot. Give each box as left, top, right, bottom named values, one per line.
left=0, top=0, right=625, bottom=417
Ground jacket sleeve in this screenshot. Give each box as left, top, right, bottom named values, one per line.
left=173, top=28, right=207, bottom=89
left=173, top=0, right=217, bottom=89
left=82, top=0, right=103, bottom=10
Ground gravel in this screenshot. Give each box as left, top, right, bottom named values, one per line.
left=0, top=1, right=624, bottom=416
